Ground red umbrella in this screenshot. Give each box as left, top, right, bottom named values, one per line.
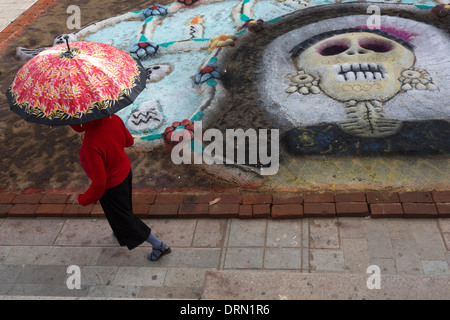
left=6, top=39, right=146, bottom=126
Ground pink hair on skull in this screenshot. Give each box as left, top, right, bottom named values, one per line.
left=355, top=25, right=419, bottom=42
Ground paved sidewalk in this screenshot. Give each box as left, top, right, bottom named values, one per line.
left=0, top=216, right=449, bottom=299
left=0, top=0, right=38, bottom=32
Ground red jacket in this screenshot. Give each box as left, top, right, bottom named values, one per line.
left=70, top=115, right=134, bottom=206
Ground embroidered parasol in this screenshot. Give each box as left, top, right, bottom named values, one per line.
left=6, top=38, right=146, bottom=126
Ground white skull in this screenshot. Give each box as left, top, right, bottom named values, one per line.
left=294, top=32, right=415, bottom=102
left=146, top=64, right=173, bottom=82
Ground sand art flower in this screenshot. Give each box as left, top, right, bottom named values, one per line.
left=285, top=70, right=321, bottom=95
left=399, top=68, right=438, bottom=91
left=130, top=41, right=159, bottom=60
left=178, top=0, right=199, bottom=6
left=209, top=34, right=238, bottom=51
left=242, top=19, right=266, bottom=33
left=432, top=4, right=450, bottom=20
left=143, top=5, right=169, bottom=17
left=194, top=64, right=222, bottom=85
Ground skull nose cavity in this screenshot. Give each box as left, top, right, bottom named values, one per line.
left=335, top=63, right=388, bottom=82
left=345, top=48, right=368, bottom=55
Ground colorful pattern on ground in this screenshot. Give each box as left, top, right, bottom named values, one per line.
left=3, top=0, right=449, bottom=193
left=15, top=1, right=449, bottom=153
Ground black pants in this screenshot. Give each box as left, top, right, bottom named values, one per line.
left=100, top=169, right=151, bottom=250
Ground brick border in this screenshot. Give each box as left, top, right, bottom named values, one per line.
left=1, top=190, right=450, bottom=219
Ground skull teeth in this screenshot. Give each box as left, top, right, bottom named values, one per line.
left=334, top=63, right=387, bottom=82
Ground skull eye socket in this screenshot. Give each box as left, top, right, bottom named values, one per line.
left=317, top=39, right=351, bottom=56
left=358, top=37, right=393, bottom=53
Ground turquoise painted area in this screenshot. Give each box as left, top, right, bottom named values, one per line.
left=85, top=0, right=440, bottom=139
left=84, top=20, right=143, bottom=52
left=140, top=133, right=164, bottom=141
left=206, top=78, right=218, bottom=86
left=415, top=4, right=433, bottom=10
left=338, top=0, right=437, bottom=5
left=191, top=111, right=204, bottom=122
left=115, top=50, right=208, bottom=136
left=151, top=1, right=239, bottom=43
left=310, top=0, right=332, bottom=5
left=160, top=41, right=177, bottom=48
left=240, top=14, right=250, bottom=22
left=267, top=16, right=282, bottom=23
left=253, top=0, right=298, bottom=21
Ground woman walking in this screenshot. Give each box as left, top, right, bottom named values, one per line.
left=71, top=115, right=171, bottom=261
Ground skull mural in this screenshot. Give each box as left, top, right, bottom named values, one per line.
left=287, top=28, right=437, bottom=138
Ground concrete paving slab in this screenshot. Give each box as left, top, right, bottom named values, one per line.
left=202, top=270, right=450, bottom=300
left=263, top=248, right=301, bottom=270
left=192, top=219, right=227, bottom=248
left=0, top=246, right=12, bottom=263
left=390, top=237, right=423, bottom=275
left=408, top=220, right=447, bottom=260
left=302, top=248, right=309, bottom=272
left=301, top=219, right=309, bottom=249
left=309, top=219, right=340, bottom=249
left=79, top=266, right=118, bottom=286
left=0, top=218, right=64, bottom=246
left=54, top=218, right=118, bottom=247
left=95, top=247, right=150, bottom=267
left=224, top=248, right=264, bottom=269
left=366, top=219, right=395, bottom=259
left=163, top=267, right=210, bottom=288
left=0, top=264, right=23, bottom=284
left=112, top=267, right=167, bottom=287
left=338, top=218, right=368, bottom=239
left=421, top=260, right=450, bottom=275
left=146, top=219, right=197, bottom=247
left=227, top=219, right=266, bottom=247
left=310, top=250, right=346, bottom=273
left=4, top=246, right=102, bottom=266
left=14, top=265, right=68, bottom=285
left=87, top=285, right=140, bottom=298
left=439, top=219, right=450, bottom=233
left=0, top=284, right=90, bottom=298
left=266, top=220, right=301, bottom=248
left=4, top=246, right=56, bottom=265
left=138, top=285, right=202, bottom=299
left=145, top=248, right=221, bottom=269
left=444, top=234, right=450, bottom=251
left=370, top=258, right=398, bottom=275
left=342, top=238, right=371, bottom=273
left=46, top=247, right=103, bottom=266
